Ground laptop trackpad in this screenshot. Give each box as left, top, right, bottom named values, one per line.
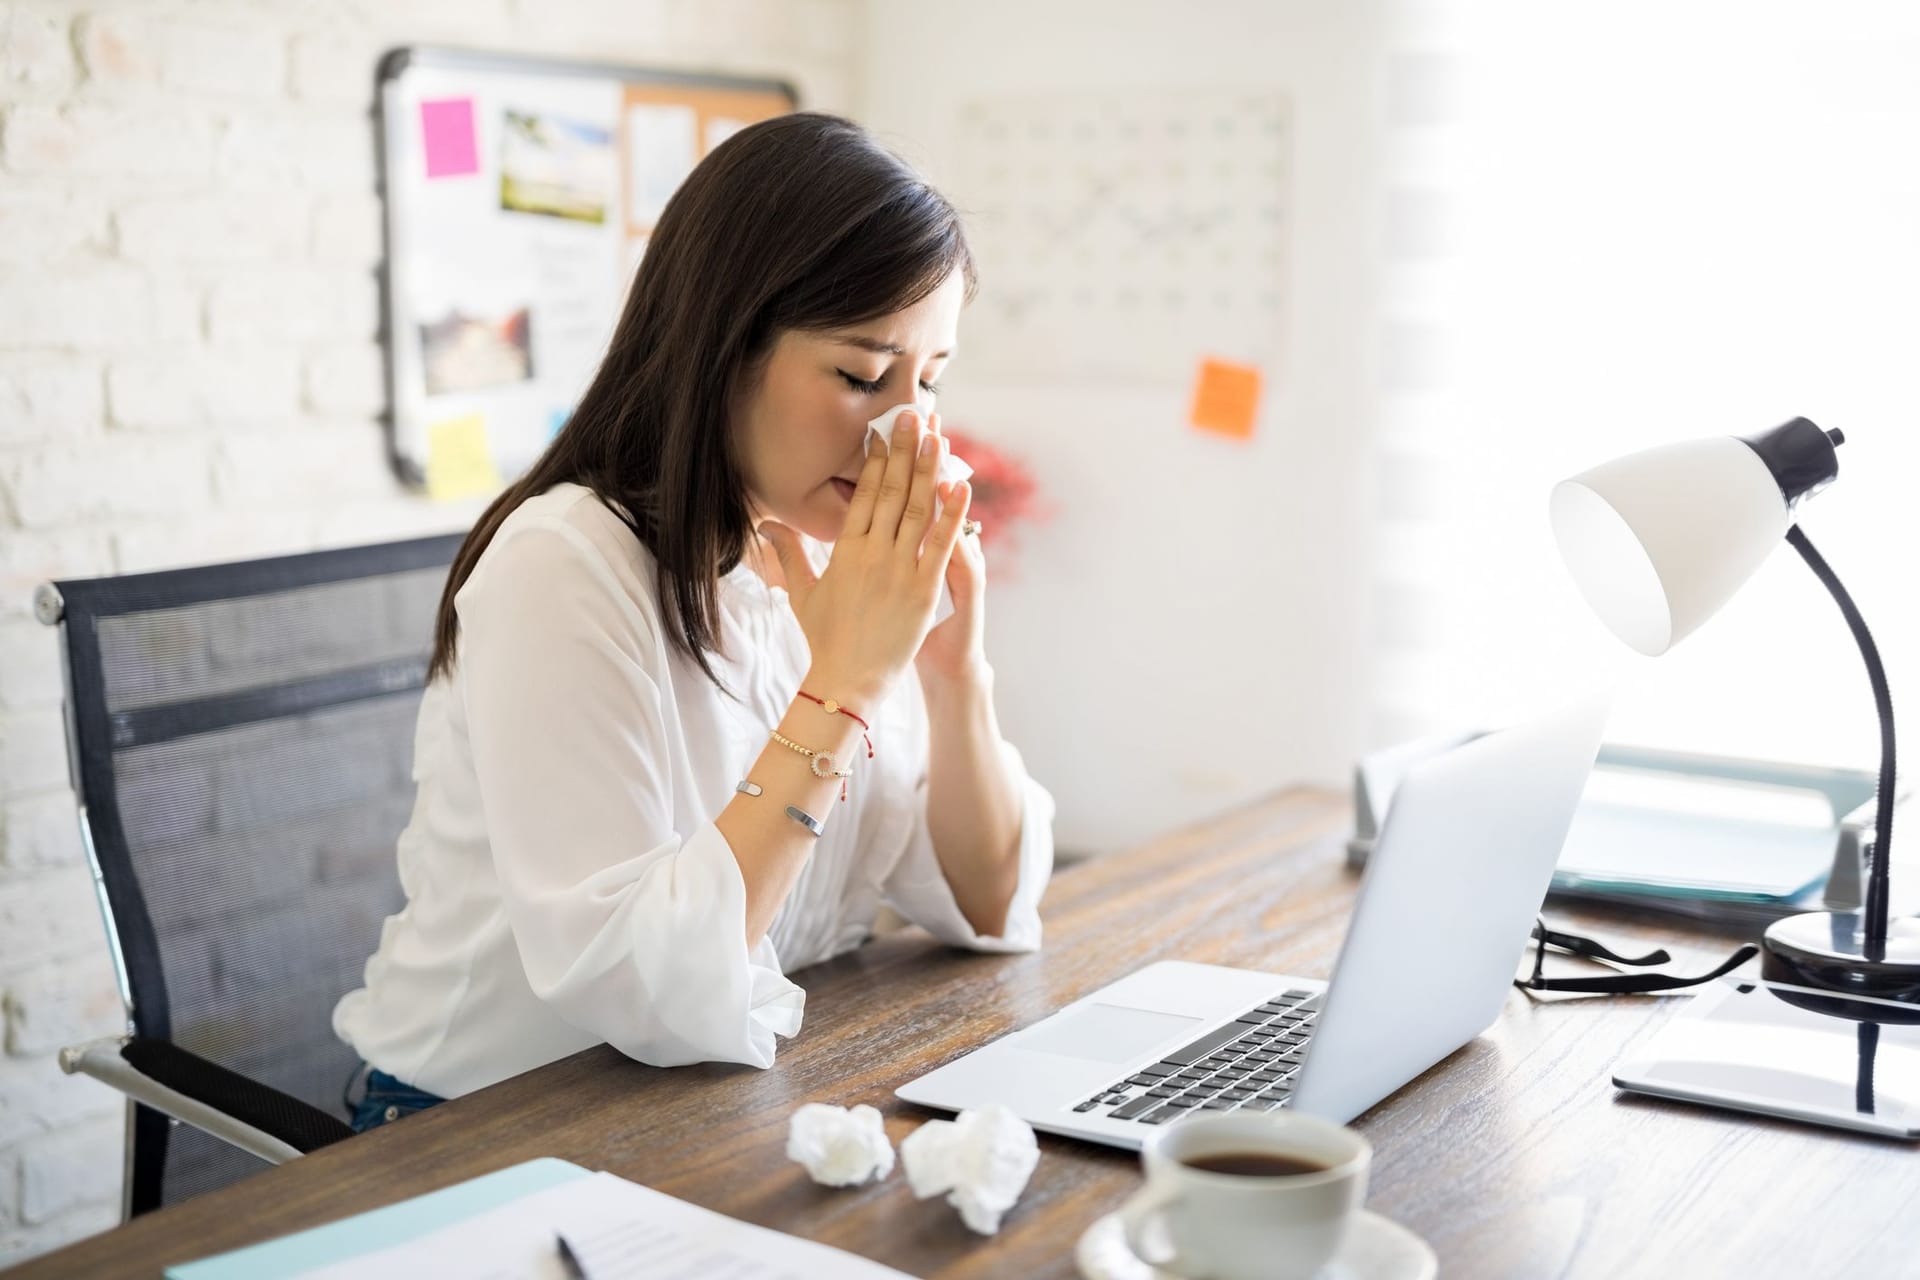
left=1018, top=1003, right=1204, bottom=1064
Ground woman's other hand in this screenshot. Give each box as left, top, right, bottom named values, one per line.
left=913, top=416, right=984, bottom=687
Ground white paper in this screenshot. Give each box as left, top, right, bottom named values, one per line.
left=705, top=116, right=748, bottom=151
left=626, top=102, right=698, bottom=227
left=294, top=1171, right=913, bottom=1280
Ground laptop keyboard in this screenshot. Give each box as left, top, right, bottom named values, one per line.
left=1071, top=989, right=1321, bottom=1125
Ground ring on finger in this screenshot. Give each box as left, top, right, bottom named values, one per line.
left=961, top=519, right=982, bottom=538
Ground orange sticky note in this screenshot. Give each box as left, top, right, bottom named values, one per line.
left=1188, top=357, right=1263, bottom=440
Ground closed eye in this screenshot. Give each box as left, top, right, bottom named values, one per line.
left=838, top=370, right=942, bottom=396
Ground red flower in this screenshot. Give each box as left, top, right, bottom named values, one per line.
left=939, top=427, right=1050, bottom=572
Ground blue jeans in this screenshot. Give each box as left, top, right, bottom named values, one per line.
left=350, top=1067, right=445, bottom=1132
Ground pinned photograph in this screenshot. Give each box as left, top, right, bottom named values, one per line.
left=418, top=305, right=534, bottom=395
left=500, top=109, right=614, bottom=223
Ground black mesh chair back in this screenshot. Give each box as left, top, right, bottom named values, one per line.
left=41, top=534, right=463, bottom=1214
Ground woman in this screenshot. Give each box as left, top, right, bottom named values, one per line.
left=334, top=113, right=1056, bottom=1131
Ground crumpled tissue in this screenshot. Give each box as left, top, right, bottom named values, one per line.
left=866, top=402, right=973, bottom=625
left=786, top=1103, right=896, bottom=1187
left=898, top=1104, right=1040, bottom=1235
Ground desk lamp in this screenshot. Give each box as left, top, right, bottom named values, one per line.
left=1549, top=418, right=1913, bottom=1002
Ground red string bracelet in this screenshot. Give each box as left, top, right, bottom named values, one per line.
left=795, top=690, right=874, bottom=763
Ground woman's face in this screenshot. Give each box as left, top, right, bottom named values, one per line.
left=734, top=269, right=963, bottom=546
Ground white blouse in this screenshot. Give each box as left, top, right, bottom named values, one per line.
left=334, top=482, right=1056, bottom=1099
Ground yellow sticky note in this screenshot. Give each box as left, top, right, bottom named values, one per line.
left=1188, top=357, right=1263, bottom=441
left=426, top=413, right=502, bottom=501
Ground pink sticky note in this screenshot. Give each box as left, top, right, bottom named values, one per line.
left=420, top=98, right=478, bottom=179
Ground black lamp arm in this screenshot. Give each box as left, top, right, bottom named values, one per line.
left=1785, top=524, right=1898, bottom=948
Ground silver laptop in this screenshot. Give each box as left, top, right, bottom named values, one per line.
left=896, top=695, right=1609, bottom=1148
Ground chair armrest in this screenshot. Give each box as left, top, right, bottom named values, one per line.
left=61, top=1036, right=354, bottom=1164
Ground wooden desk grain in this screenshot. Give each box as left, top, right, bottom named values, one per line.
left=16, top=787, right=1916, bottom=1278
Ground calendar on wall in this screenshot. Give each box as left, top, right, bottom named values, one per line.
left=951, top=92, right=1291, bottom=384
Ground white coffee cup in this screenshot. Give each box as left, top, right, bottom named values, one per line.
left=1119, top=1110, right=1370, bottom=1280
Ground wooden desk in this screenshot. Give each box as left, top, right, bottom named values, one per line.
left=18, top=787, right=1914, bottom=1278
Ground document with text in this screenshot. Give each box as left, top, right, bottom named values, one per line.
left=294, top=1170, right=916, bottom=1280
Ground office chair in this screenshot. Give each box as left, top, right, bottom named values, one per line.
left=34, top=533, right=463, bottom=1216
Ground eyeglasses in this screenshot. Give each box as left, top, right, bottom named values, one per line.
left=1515, top=917, right=1758, bottom=995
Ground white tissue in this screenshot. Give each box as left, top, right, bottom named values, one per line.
left=786, top=1103, right=896, bottom=1187
left=898, top=1104, right=1040, bottom=1235
left=865, top=402, right=972, bottom=626
left=865, top=402, right=975, bottom=496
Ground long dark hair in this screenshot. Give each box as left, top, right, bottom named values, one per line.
left=426, top=112, right=976, bottom=695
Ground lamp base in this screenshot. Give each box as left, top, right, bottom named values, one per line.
left=1760, top=912, right=1920, bottom=1005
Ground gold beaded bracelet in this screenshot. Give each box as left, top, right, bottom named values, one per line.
left=769, top=729, right=854, bottom=801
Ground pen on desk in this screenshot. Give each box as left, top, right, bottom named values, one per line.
left=556, top=1230, right=592, bottom=1280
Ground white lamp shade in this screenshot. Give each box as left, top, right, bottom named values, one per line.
left=1550, top=437, right=1789, bottom=656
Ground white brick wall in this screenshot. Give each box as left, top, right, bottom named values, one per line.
left=0, top=0, right=858, bottom=1263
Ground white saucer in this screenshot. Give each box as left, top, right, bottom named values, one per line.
left=1075, top=1208, right=1437, bottom=1280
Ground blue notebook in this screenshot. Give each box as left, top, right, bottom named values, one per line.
left=166, top=1157, right=592, bottom=1280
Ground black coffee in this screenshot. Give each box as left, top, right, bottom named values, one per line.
left=1182, top=1150, right=1329, bottom=1178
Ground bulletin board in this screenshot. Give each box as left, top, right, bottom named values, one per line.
left=376, top=47, right=795, bottom=496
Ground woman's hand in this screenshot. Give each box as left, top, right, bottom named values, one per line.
left=914, top=420, right=985, bottom=687
left=759, top=409, right=970, bottom=709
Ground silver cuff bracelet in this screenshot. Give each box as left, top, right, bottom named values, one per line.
left=784, top=804, right=825, bottom=837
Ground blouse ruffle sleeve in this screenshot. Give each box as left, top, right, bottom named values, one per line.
left=881, top=735, right=1057, bottom=953
left=455, top=521, right=804, bottom=1068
